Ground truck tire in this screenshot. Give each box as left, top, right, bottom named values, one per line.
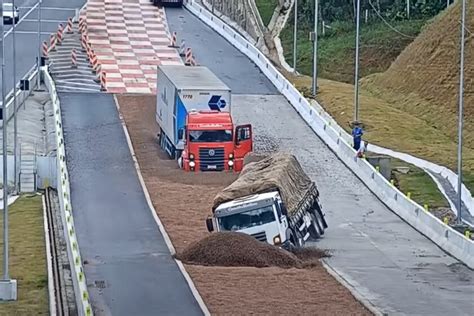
left=308, top=213, right=322, bottom=240
left=313, top=211, right=325, bottom=236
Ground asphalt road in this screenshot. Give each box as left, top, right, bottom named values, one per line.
left=166, top=7, right=474, bottom=315
left=0, top=0, right=85, bottom=96
left=60, top=92, right=202, bottom=316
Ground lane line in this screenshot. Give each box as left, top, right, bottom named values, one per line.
left=19, top=6, right=77, bottom=11
left=22, top=19, right=67, bottom=23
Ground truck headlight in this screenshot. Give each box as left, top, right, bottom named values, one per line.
left=228, top=160, right=234, bottom=167
left=273, top=235, right=281, bottom=245
left=189, top=153, right=195, bottom=160
left=229, top=153, right=234, bottom=159
left=189, top=161, right=196, bottom=168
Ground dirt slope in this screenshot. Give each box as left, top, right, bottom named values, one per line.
left=362, top=3, right=473, bottom=147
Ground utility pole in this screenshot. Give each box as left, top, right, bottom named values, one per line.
left=293, top=0, right=298, bottom=73
left=36, top=0, right=42, bottom=88
left=12, top=0, right=17, bottom=193
left=311, top=0, right=319, bottom=95
left=456, top=0, right=466, bottom=226
left=211, top=0, right=214, bottom=14
left=406, top=0, right=410, bottom=19
left=0, top=0, right=17, bottom=301
left=1, top=0, right=8, bottom=281
left=353, top=0, right=361, bottom=122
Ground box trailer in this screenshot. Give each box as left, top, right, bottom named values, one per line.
left=156, top=65, right=252, bottom=171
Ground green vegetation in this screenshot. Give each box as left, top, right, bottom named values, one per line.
left=281, top=18, right=427, bottom=83
left=255, top=0, right=278, bottom=26
left=0, top=195, right=49, bottom=316
left=390, top=159, right=449, bottom=209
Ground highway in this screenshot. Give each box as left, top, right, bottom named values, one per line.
left=166, top=7, right=474, bottom=315
left=0, top=0, right=84, bottom=95
left=60, top=93, right=202, bottom=316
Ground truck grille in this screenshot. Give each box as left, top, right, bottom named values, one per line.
left=251, top=231, right=267, bottom=243
left=199, top=148, right=224, bottom=171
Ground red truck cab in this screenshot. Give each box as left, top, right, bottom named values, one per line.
left=180, top=111, right=252, bottom=172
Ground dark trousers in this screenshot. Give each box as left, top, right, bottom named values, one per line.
left=353, top=138, right=361, bottom=150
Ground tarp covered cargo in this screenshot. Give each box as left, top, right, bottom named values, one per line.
left=212, top=153, right=319, bottom=216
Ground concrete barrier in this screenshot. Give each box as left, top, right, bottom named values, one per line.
left=185, top=0, right=474, bottom=268
left=43, top=66, right=93, bottom=316
left=3, top=65, right=39, bottom=125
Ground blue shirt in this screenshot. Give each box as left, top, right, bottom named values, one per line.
left=352, top=126, right=363, bottom=140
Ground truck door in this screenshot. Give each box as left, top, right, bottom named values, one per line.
left=235, top=124, right=253, bottom=158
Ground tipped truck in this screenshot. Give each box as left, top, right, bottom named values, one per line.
left=206, top=153, right=328, bottom=248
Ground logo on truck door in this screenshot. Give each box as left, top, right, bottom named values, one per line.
left=208, top=95, right=227, bottom=111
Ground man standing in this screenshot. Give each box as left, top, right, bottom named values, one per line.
left=352, top=122, right=363, bottom=151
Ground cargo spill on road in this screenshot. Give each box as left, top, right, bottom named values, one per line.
left=176, top=232, right=329, bottom=268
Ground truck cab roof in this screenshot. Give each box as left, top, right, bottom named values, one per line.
left=187, top=111, right=233, bottom=129
left=214, top=191, right=279, bottom=217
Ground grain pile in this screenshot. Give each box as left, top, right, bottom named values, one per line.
left=177, top=232, right=329, bottom=268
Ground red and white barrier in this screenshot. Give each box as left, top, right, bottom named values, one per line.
left=66, top=17, right=73, bottom=34
left=179, top=40, right=186, bottom=57
left=100, top=71, right=107, bottom=91
left=49, top=34, right=57, bottom=52
left=81, top=34, right=87, bottom=52
left=42, top=41, right=49, bottom=58
left=56, top=23, right=64, bottom=45
left=71, top=49, right=77, bottom=68
left=185, top=48, right=193, bottom=65
left=169, top=31, right=178, bottom=48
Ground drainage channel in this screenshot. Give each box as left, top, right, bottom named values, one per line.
left=45, top=187, right=78, bottom=316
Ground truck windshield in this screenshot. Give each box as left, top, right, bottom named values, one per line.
left=217, top=205, right=276, bottom=231
left=189, top=130, right=232, bottom=143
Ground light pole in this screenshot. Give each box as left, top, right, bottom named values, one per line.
left=311, top=0, right=319, bottom=96
left=353, top=0, right=361, bottom=122
left=456, top=0, right=466, bottom=225
left=12, top=0, right=17, bottom=193
left=1, top=0, right=9, bottom=282
left=36, top=0, right=42, bottom=88
left=293, top=0, right=298, bottom=73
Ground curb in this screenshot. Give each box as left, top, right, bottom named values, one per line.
left=321, top=261, right=385, bottom=316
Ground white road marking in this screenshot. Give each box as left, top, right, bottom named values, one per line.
left=22, top=19, right=67, bottom=23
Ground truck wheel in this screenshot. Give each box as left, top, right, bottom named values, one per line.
left=309, top=213, right=321, bottom=240
left=314, top=211, right=325, bottom=235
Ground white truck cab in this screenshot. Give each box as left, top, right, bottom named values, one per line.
left=207, top=191, right=291, bottom=246
left=3, top=3, right=19, bottom=24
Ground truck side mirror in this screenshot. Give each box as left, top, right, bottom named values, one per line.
left=206, top=218, right=214, bottom=232
left=178, top=128, right=184, bottom=140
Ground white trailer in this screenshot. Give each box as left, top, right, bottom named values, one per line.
left=156, top=65, right=231, bottom=159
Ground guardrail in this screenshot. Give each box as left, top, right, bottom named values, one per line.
left=309, top=99, right=474, bottom=218
left=42, top=66, right=93, bottom=315
left=3, top=64, right=38, bottom=124
left=185, top=0, right=474, bottom=268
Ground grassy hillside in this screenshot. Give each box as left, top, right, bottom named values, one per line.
left=362, top=2, right=474, bottom=149
left=280, top=11, right=427, bottom=83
